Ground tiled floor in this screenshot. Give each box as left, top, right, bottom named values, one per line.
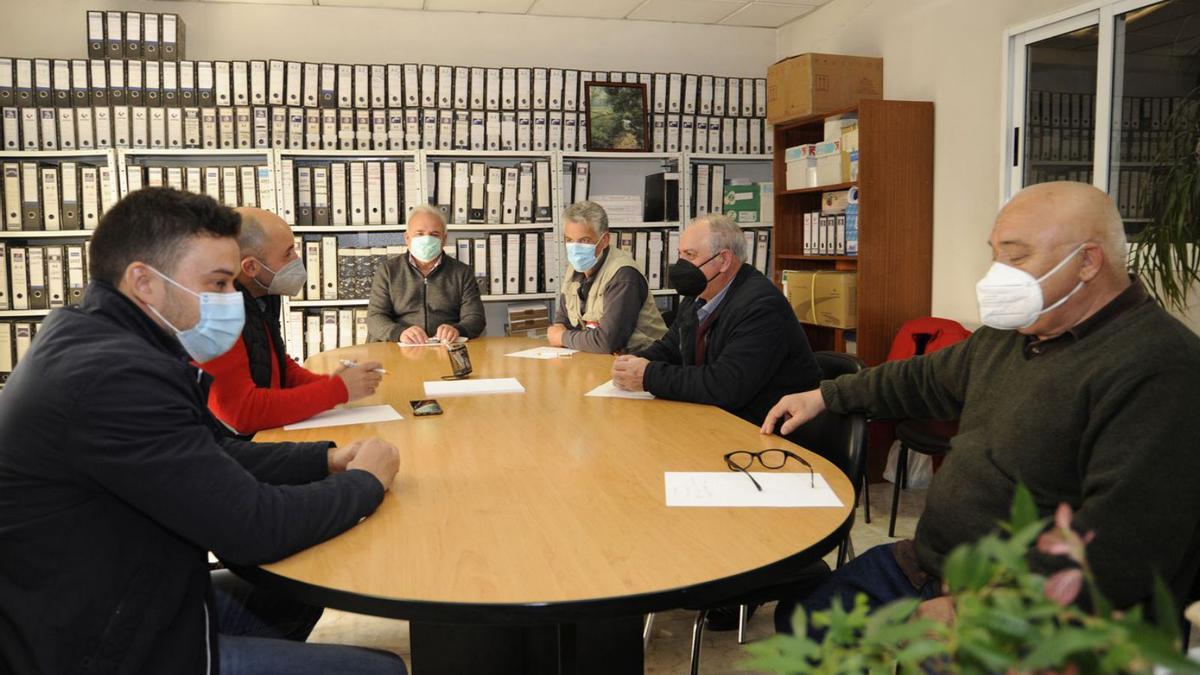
left=306, top=481, right=929, bottom=674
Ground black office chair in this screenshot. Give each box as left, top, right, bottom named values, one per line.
left=888, top=418, right=957, bottom=537
left=685, top=351, right=868, bottom=674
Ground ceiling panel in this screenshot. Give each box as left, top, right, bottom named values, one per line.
left=203, top=0, right=315, bottom=5
left=424, top=0, right=538, bottom=13
left=628, top=0, right=749, bottom=24
left=316, top=0, right=424, bottom=8
left=527, top=0, right=645, bottom=19
left=719, top=1, right=816, bottom=27
left=189, top=0, right=828, bottom=25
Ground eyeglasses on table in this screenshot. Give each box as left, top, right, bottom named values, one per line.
left=723, top=449, right=815, bottom=491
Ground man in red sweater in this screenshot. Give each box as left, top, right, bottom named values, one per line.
left=203, top=207, right=383, bottom=435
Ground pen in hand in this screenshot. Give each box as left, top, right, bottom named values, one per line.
left=339, top=359, right=388, bottom=375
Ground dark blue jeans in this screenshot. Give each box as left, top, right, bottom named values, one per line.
left=212, top=570, right=406, bottom=674
left=774, top=543, right=942, bottom=638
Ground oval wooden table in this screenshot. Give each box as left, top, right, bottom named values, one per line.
left=232, top=337, right=854, bottom=674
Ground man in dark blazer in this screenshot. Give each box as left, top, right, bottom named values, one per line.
left=613, top=214, right=822, bottom=433
left=0, top=188, right=405, bottom=674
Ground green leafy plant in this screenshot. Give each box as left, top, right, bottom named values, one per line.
left=1132, top=87, right=1200, bottom=313
left=743, top=485, right=1199, bottom=674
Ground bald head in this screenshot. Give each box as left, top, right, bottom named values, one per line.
left=994, top=182, right=1128, bottom=278
left=234, top=207, right=291, bottom=259
left=988, top=181, right=1132, bottom=338
left=233, top=207, right=300, bottom=295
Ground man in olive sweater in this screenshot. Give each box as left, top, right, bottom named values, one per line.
left=765, top=182, right=1200, bottom=632
left=367, top=204, right=486, bottom=343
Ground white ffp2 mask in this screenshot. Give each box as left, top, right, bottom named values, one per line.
left=976, top=244, right=1085, bottom=330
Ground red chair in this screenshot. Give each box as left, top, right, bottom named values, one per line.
left=883, top=318, right=972, bottom=537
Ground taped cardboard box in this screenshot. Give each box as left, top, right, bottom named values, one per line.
left=781, top=270, right=857, bottom=329
left=766, top=53, right=883, bottom=124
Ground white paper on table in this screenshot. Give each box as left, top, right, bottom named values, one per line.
left=585, top=380, right=655, bottom=400
left=397, top=337, right=469, bottom=348
left=423, top=377, right=525, bottom=397
left=283, top=404, right=404, bottom=430
left=664, top=472, right=843, bottom=508
left=505, top=346, right=578, bottom=359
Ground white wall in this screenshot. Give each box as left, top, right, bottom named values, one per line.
left=776, top=0, right=1200, bottom=332
left=0, top=0, right=775, bottom=77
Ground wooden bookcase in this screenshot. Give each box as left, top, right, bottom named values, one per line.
left=771, top=99, right=934, bottom=366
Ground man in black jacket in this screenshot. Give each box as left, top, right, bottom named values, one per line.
left=0, top=188, right=404, bottom=674
left=613, top=214, right=822, bottom=433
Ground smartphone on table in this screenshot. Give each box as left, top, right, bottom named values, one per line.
left=410, top=399, right=444, bottom=416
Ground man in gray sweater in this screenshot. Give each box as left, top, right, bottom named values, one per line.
left=765, top=182, right=1200, bottom=631
left=367, top=205, right=486, bottom=343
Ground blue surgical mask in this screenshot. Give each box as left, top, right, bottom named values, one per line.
left=145, top=267, right=245, bottom=363
left=409, top=235, right=444, bottom=263
left=566, top=243, right=598, bottom=273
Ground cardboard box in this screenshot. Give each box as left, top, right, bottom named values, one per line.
left=723, top=183, right=763, bottom=224
left=766, top=53, right=883, bottom=124
left=781, top=270, right=858, bottom=329
left=507, top=302, right=549, bottom=321
left=813, top=139, right=842, bottom=186
left=785, top=144, right=816, bottom=190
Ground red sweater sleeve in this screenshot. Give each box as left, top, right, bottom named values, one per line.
left=282, top=352, right=331, bottom=387
left=202, top=337, right=349, bottom=435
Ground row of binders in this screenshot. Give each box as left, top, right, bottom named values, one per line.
left=2, top=161, right=115, bottom=231
left=126, top=163, right=275, bottom=212
left=20, top=52, right=766, bottom=116
left=297, top=239, right=401, bottom=302
left=282, top=160, right=417, bottom=227
left=1027, top=92, right=1190, bottom=132
left=0, top=320, right=42, bottom=382
left=286, top=308, right=368, bottom=365
left=1114, top=168, right=1154, bottom=220
left=297, top=231, right=563, bottom=300
left=85, top=12, right=185, bottom=62
left=691, top=163, right=731, bottom=217
left=429, top=160, right=553, bottom=226
left=0, top=242, right=89, bottom=311
left=802, top=211, right=858, bottom=257
left=1, top=104, right=770, bottom=155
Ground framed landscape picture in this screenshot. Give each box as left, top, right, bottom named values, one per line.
left=585, top=82, right=649, bottom=152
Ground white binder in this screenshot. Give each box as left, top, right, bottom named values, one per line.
left=523, top=232, right=540, bottom=293
left=321, top=236, right=338, bottom=300
left=504, top=233, right=521, bottom=295
left=382, top=161, right=399, bottom=225
left=366, top=161, right=383, bottom=225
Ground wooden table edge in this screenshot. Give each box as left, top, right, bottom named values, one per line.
left=228, top=511, right=853, bottom=625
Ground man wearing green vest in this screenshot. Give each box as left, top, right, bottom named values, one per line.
left=548, top=201, right=668, bottom=353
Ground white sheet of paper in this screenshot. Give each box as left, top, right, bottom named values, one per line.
left=585, top=380, right=655, bottom=400
left=505, top=347, right=578, bottom=359
left=397, top=336, right=468, bottom=348
left=283, top=404, right=404, bottom=431
left=423, top=377, right=525, bottom=397
left=664, top=472, right=843, bottom=508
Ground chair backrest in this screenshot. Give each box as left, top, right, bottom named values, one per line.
left=789, top=351, right=868, bottom=497
left=886, top=317, right=972, bottom=362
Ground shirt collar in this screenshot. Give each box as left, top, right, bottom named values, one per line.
left=407, top=252, right=443, bottom=277
left=697, top=280, right=732, bottom=324
left=1023, top=276, right=1149, bottom=357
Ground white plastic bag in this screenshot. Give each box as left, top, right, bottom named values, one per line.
left=882, top=440, right=934, bottom=489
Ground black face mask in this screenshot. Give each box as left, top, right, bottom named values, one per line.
left=668, top=253, right=721, bottom=298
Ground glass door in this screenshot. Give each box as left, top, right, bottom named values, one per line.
left=1108, top=0, right=1200, bottom=235
left=1007, top=12, right=1102, bottom=200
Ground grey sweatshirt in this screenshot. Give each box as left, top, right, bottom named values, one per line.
left=367, top=253, right=486, bottom=341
